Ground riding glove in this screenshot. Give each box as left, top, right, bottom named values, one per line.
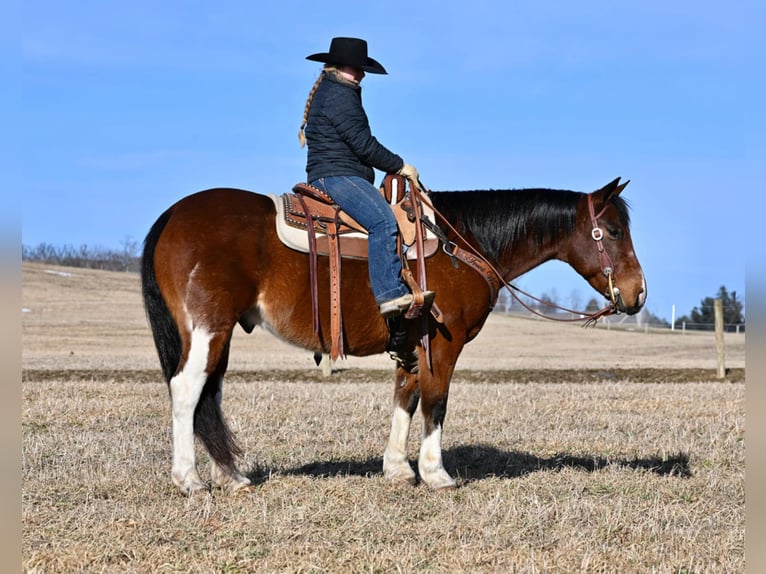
left=398, top=163, right=419, bottom=181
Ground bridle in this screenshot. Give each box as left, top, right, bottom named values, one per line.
left=410, top=179, right=621, bottom=326
left=587, top=192, right=619, bottom=309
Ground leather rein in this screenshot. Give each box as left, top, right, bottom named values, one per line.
left=408, top=179, right=619, bottom=327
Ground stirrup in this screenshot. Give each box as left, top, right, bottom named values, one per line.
left=379, top=291, right=435, bottom=319
left=403, top=289, right=435, bottom=319
left=388, top=349, right=419, bottom=373
left=385, top=316, right=419, bottom=372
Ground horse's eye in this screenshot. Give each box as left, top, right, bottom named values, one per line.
left=607, top=226, right=623, bottom=239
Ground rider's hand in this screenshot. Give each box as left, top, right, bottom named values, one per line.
left=398, top=163, right=419, bottom=182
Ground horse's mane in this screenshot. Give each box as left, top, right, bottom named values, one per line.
left=429, top=188, right=630, bottom=263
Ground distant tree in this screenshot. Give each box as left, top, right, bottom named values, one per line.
left=119, top=236, right=140, bottom=271
left=22, top=241, right=141, bottom=272
left=569, top=289, right=582, bottom=312
left=585, top=297, right=602, bottom=314
left=537, top=290, right=559, bottom=313
left=675, top=285, right=744, bottom=330
left=640, top=308, right=670, bottom=328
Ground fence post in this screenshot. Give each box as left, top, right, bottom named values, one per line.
left=715, top=298, right=726, bottom=379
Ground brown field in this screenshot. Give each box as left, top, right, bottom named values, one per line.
left=22, top=262, right=745, bottom=572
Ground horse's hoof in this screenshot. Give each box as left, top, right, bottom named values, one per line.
left=421, top=470, right=457, bottom=490
left=179, top=479, right=210, bottom=495
left=211, top=463, right=253, bottom=493
left=231, top=483, right=256, bottom=495
left=390, top=473, right=418, bottom=487
left=228, top=476, right=253, bottom=494
left=383, top=464, right=417, bottom=486
left=172, top=470, right=210, bottom=495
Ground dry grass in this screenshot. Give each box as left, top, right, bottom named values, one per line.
left=22, top=263, right=746, bottom=572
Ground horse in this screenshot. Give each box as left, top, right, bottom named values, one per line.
left=140, top=177, right=646, bottom=494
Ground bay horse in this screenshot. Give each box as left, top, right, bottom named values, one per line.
left=141, top=177, right=646, bottom=494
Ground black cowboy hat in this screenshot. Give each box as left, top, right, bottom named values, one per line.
left=306, top=37, right=387, bottom=74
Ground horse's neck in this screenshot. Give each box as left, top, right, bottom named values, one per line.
left=496, top=226, right=569, bottom=282
left=499, top=245, right=559, bottom=282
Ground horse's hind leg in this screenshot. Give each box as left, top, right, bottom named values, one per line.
left=206, top=339, right=251, bottom=492
left=169, top=327, right=216, bottom=494
left=170, top=327, right=248, bottom=494
left=383, top=367, right=419, bottom=485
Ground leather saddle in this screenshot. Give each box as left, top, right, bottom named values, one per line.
left=274, top=174, right=439, bottom=260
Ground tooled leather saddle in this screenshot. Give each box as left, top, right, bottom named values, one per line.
left=275, top=175, right=439, bottom=260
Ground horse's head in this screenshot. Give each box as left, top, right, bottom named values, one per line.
left=568, top=178, right=647, bottom=315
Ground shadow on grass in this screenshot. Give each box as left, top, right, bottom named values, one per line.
left=247, top=444, right=690, bottom=485
left=445, top=444, right=692, bottom=483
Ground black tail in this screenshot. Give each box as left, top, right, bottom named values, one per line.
left=141, top=207, right=181, bottom=383
left=194, top=345, right=243, bottom=467
left=141, top=207, right=242, bottom=468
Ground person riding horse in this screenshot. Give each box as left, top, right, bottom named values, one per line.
left=298, top=37, right=435, bottom=320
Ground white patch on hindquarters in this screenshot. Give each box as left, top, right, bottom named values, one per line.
left=169, top=326, right=213, bottom=494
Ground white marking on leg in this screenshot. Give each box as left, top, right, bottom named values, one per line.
left=383, top=406, right=416, bottom=484
left=419, top=425, right=456, bottom=489
left=170, top=327, right=213, bottom=494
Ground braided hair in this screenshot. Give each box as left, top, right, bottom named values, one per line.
left=298, top=66, right=334, bottom=147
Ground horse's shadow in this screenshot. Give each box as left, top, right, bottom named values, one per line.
left=246, top=444, right=691, bottom=486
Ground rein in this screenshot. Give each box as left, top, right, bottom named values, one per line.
left=408, top=178, right=618, bottom=327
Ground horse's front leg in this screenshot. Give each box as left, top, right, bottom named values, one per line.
left=417, top=347, right=459, bottom=490
left=383, top=366, right=419, bottom=485
left=417, top=399, right=456, bottom=489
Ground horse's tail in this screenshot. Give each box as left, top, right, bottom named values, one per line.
left=141, top=206, right=242, bottom=469
left=141, top=207, right=181, bottom=383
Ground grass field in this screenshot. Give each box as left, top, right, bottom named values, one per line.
left=22, top=263, right=745, bottom=572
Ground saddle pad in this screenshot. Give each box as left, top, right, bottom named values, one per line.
left=271, top=194, right=438, bottom=261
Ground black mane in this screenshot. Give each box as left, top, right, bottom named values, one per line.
left=429, top=188, right=630, bottom=263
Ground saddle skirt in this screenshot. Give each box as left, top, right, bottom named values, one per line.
left=272, top=176, right=439, bottom=260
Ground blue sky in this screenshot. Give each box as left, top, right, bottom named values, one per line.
left=18, top=1, right=755, bottom=322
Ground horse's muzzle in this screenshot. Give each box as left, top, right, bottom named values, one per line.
left=614, top=276, right=647, bottom=316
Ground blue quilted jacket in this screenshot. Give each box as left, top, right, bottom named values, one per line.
left=305, top=72, right=404, bottom=184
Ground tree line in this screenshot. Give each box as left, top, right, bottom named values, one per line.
left=22, top=239, right=141, bottom=273
left=673, top=285, right=744, bottom=332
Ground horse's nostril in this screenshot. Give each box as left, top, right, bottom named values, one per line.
left=637, top=288, right=647, bottom=308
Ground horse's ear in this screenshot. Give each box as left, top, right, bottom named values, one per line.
left=594, top=177, right=629, bottom=203
left=615, top=179, right=630, bottom=196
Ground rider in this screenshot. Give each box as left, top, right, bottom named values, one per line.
left=299, top=36, right=434, bottom=319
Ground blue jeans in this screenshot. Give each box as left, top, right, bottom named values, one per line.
left=311, top=176, right=409, bottom=305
